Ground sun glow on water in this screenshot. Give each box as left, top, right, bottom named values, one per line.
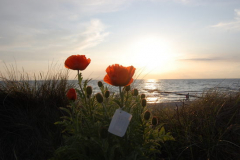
left=144, top=79, right=158, bottom=90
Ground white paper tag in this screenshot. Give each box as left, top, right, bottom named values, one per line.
left=108, top=109, right=132, bottom=137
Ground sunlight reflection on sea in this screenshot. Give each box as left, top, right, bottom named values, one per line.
left=74, top=79, right=240, bottom=103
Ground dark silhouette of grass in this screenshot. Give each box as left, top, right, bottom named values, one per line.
left=0, top=65, right=75, bottom=160
left=152, top=89, right=240, bottom=160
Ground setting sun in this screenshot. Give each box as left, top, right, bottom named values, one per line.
left=128, top=36, right=176, bottom=74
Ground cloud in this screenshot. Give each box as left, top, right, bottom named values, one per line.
left=0, top=18, right=109, bottom=61
left=0, top=0, right=129, bottom=25
left=178, top=56, right=240, bottom=62
left=178, top=57, right=222, bottom=62
left=235, top=9, right=240, bottom=17
left=72, top=0, right=132, bottom=13
left=212, top=9, right=240, bottom=31
left=0, top=0, right=116, bottom=62
left=148, top=0, right=238, bottom=5
left=177, top=0, right=240, bottom=5
left=77, top=19, right=110, bottom=50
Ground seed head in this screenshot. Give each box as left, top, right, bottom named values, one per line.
left=140, top=94, right=146, bottom=99
left=125, top=85, right=131, bottom=92
left=96, top=93, right=104, bottom=103
left=152, top=116, right=158, bottom=126
left=132, top=89, right=138, bottom=96
left=104, top=90, right=110, bottom=98
left=98, top=81, right=103, bottom=88
left=86, top=86, right=92, bottom=96
left=144, top=110, right=151, bottom=121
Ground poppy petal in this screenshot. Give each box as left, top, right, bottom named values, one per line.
left=126, top=78, right=134, bottom=86
left=103, top=74, right=112, bottom=85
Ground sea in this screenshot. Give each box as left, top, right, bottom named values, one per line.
left=1, top=79, right=239, bottom=103
left=81, top=79, right=240, bottom=103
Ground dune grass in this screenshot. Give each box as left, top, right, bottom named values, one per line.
left=151, top=89, right=240, bottom=160
left=0, top=65, right=75, bottom=160
left=0, top=65, right=239, bottom=160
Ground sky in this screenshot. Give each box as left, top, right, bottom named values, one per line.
left=1, top=0, right=240, bottom=80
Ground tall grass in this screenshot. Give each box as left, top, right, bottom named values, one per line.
left=0, top=64, right=74, bottom=160
left=153, top=89, right=240, bottom=160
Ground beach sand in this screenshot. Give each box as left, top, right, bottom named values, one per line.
left=147, top=100, right=192, bottom=110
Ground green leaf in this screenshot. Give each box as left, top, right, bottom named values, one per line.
left=59, top=107, right=71, bottom=116
left=60, top=116, right=72, bottom=121
left=158, top=126, right=166, bottom=135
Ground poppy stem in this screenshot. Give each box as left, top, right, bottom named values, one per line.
left=126, top=89, right=129, bottom=106
left=77, top=70, right=87, bottom=104
left=119, top=86, right=123, bottom=108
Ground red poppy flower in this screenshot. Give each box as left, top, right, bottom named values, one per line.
left=65, top=55, right=91, bottom=70
left=104, top=64, right=136, bottom=86
left=66, top=88, right=77, bottom=101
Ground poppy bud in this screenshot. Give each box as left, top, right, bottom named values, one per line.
left=86, top=86, right=92, bottom=96
left=141, top=98, right=147, bottom=107
left=96, top=93, right=103, bottom=103
left=66, top=88, right=77, bottom=101
left=152, top=116, right=158, bottom=126
left=98, top=81, right=103, bottom=88
left=132, top=89, right=138, bottom=96
left=100, top=127, right=108, bottom=139
left=104, top=90, right=110, bottom=98
left=125, top=85, right=131, bottom=92
left=140, top=94, right=146, bottom=99
left=144, top=110, right=151, bottom=121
